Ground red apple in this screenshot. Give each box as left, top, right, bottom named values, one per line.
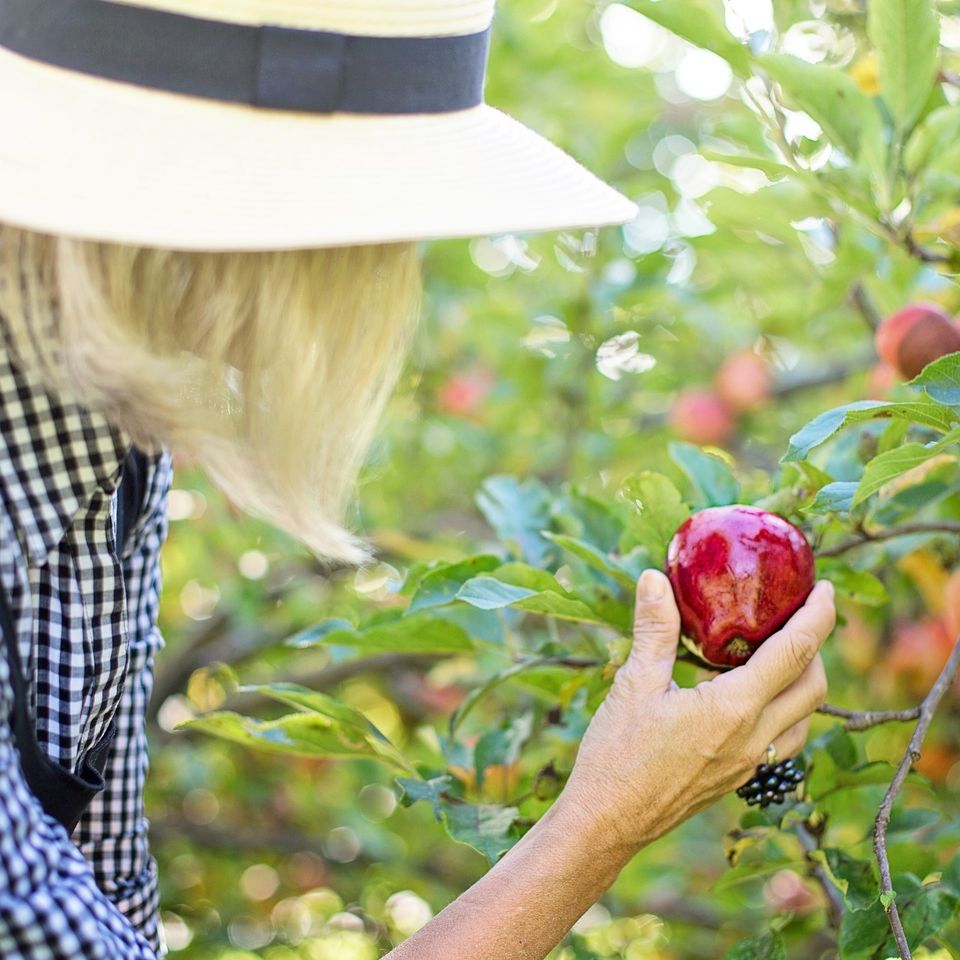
left=714, top=351, right=772, bottom=412
left=887, top=617, right=955, bottom=697
left=874, top=303, right=960, bottom=380
left=944, top=568, right=960, bottom=641
left=866, top=362, right=898, bottom=400
left=437, top=368, right=494, bottom=416
left=669, top=390, right=735, bottom=447
left=666, top=505, right=816, bottom=668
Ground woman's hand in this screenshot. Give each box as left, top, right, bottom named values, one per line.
left=387, top=569, right=834, bottom=960
left=560, top=569, right=835, bottom=857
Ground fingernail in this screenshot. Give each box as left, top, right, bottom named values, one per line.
left=638, top=569, right=665, bottom=601
left=823, top=581, right=835, bottom=601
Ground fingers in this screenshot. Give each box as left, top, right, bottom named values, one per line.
left=756, top=655, right=827, bottom=745
left=771, top=717, right=810, bottom=762
left=622, top=569, right=682, bottom=693
left=723, top=581, right=835, bottom=706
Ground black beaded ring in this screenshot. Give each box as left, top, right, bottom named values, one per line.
left=736, top=745, right=805, bottom=808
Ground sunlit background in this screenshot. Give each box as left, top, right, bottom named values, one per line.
left=148, top=1, right=960, bottom=957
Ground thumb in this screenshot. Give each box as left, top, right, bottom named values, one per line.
left=622, top=569, right=682, bottom=693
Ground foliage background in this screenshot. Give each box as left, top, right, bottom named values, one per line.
left=147, top=1, right=960, bottom=957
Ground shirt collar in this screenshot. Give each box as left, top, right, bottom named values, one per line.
left=0, top=341, right=130, bottom=566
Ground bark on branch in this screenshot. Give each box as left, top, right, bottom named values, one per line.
left=817, top=522, right=960, bottom=559
left=816, top=704, right=921, bottom=732
left=873, top=635, right=960, bottom=959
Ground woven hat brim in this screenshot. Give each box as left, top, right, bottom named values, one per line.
left=0, top=48, right=638, bottom=251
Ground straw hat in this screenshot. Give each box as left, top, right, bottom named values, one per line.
left=0, top=0, right=637, bottom=251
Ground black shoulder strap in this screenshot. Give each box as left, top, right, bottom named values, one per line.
left=0, top=444, right=152, bottom=833
left=116, top=445, right=150, bottom=555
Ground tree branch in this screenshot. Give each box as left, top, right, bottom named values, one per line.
left=848, top=281, right=882, bottom=333
left=816, top=704, right=921, bottom=732
left=796, top=821, right=845, bottom=929
left=816, top=521, right=960, bottom=558
left=873, top=635, right=960, bottom=959
left=903, top=233, right=952, bottom=265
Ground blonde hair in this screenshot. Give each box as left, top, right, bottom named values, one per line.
left=0, top=225, right=421, bottom=566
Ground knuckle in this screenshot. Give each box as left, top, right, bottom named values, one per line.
left=632, top=615, right=675, bottom=644
left=785, top=629, right=818, bottom=674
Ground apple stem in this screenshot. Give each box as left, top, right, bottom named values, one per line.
left=872, top=634, right=960, bottom=960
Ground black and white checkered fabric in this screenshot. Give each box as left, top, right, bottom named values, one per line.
left=0, top=329, right=172, bottom=958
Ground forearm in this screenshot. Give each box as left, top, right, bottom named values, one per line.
left=385, top=798, right=633, bottom=960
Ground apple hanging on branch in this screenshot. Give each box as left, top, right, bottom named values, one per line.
left=665, top=505, right=816, bottom=669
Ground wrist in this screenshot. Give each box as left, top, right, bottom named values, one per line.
left=543, top=788, right=637, bottom=883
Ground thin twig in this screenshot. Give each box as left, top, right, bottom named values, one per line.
left=848, top=281, right=883, bottom=333
left=903, top=233, right=952, bottom=265
left=817, top=704, right=921, bottom=732
left=796, top=821, right=845, bottom=929
left=873, top=636, right=960, bottom=959
left=817, top=521, right=960, bottom=558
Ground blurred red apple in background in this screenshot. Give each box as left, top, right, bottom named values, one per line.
left=666, top=505, right=816, bottom=668
left=866, top=362, right=898, bottom=400
left=874, top=303, right=960, bottom=380
left=714, top=351, right=772, bottom=412
left=886, top=617, right=955, bottom=697
left=437, top=368, right=495, bottom=416
left=944, top=568, right=960, bottom=641
left=669, top=390, right=735, bottom=447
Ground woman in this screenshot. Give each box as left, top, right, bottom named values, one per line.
left=0, top=1, right=834, bottom=957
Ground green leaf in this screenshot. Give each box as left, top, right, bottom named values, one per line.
left=867, top=0, right=940, bottom=133
left=179, top=710, right=414, bottom=772
left=476, top=475, right=554, bottom=566
left=456, top=577, right=537, bottom=609
left=239, top=682, right=389, bottom=739
left=408, top=555, right=504, bottom=611
left=805, top=481, right=858, bottom=515
left=816, top=562, right=888, bottom=606
left=542, top=533, right=636, bottom=590
left=900, top=884, right=959, bottom=948
left=701, top=148, right=793, bottom=179
left=456, top=569, right=609, bottom=625
left=942, top=853, right=960, bottom=896
left=288, top=611, right=474, bottom=654
left=905, top=105, right=960, bottom=174
left=811, top=849, right=879, bottom=911
left=724, top=930, right=785, bottom=960
left=449, top=659, right=554, bottom=738
left=839, top=898, right=890, bottom=957
left=668, top=441, right=740, bottom=507
left=396, top=775, right=453, bottom=820
left=442, top=801, right=519, bottom=863
left=910, top=352, right=960, bottom=407
left=823, top=726, right=859, bottom=770
left=886, top=807, right=942, bottom=835
left=474, top=715, right=532, bottom=789
left=759, top=54, right=878, bottom=159
left=853, top=431, right=960, bottom=506
left=621, top=472, right=691, bottom=567
left=628, top=0, right=751, bottom=76
left=783, top=400, right=957, bottom=463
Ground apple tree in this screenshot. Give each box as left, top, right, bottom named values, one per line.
left=151, top=1, right=960, bottom=957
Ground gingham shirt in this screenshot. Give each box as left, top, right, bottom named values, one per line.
left=0, top=328, right=171, bottom=958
